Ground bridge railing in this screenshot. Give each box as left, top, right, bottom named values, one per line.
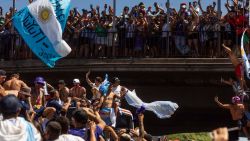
left=0, top=30, right=240, bottom=60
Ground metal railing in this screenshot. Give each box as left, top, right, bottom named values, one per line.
left=0, top=30, right=241, bottom=60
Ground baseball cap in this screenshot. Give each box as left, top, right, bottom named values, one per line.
left=58, top=80, right=66, bottom=85
left=34, top=77, right=45, bottom=86
left=181, top=3, right=187, bottom=8
left=111, top=77, right=120, bottom=83
left=232, top=96, right=241, bottom=104
left=73, top=78, right=80, bottom=84
left=0, top=95, right=21, bottom=115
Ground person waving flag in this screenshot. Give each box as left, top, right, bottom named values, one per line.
left=241, top=29, right=250, bottom=79
left=13, top=0, right=71, bottom=67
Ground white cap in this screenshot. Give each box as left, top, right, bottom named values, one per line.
left=73, top=78, right=80, bottom=84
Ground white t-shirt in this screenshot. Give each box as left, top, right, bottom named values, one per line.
left=55, top=134, right=85, bottom=141
left=112, top=85, right=121, bottom=96
left=0, top=117, right=41, bottom=141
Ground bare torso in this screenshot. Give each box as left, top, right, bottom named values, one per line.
left=3, top=79, right=27, bottom=91
left=103, top=92, right=115, bottom=108
left=230, top=104, right=244, bottom=120
left=70, top=86, right=86, bottom=99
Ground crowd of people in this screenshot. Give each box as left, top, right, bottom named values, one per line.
left=0, top=0, right=249, bottom=60
left=0, top=69, right=161, bottom=141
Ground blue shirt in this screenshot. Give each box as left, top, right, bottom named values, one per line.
left=19, top=100, right=30, bottom=118
left=69, top=125, right=103, bottom=141
left=46, top=99, right=62, bottom=115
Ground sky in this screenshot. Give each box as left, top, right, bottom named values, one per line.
left=0, top=0, right=231, bottom=15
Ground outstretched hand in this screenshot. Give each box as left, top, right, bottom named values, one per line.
left=86, top=70, right=91, bottom=75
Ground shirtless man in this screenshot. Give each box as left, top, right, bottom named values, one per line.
left=223, top=44, right=247, bottom=91
left=98, top=84, right=127, bottom=126
left=214, top=96, right=244, bottom=121
left=3, top=73, right=28, bottom=91
left=86, top=71, right=102, bottom=100
left=69, top=78, right=86, bottom=99
left=58, top=80, right=69, bottom=103
left=31, top=77, right=46, bottom=110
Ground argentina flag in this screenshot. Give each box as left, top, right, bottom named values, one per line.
left=13, top=0, right=71, bottom=68
left=49, top=0, right=71, bottom=31
left=241, top=29, right=250, bottom=79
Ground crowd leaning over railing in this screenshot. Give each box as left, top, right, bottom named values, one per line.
left=0, top=0, right=250, bottom=60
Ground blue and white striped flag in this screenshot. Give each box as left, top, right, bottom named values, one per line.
left=49, top=0, right=71, bottom=31
left=13, top=0, right=71, bottom=67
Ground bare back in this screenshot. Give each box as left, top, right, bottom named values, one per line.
left=3, top=79, right=27, bottom=91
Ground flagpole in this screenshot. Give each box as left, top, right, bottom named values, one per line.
left=112, top=0, right=116, bottom=57
left=11, top=0, right=16, bottom=59
left=113, top=0, right=116, bottom=29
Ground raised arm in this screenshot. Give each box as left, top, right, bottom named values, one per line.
left=198, top=0, right=205, bottom=14
left=138, top=114, right=145, bottom=139
left=214, top=96, right=230, bottom=109
left=86, top=70, right=94, bottom=87
left=221, top=78, right=233, bottom=86
left=88, top=121, right=97, bottom=141
left=104, top=126, right=119, bottom=141
left=20, top=81, right=28, bottom=88
left=83, top=108, right=106, bottom=130
left=189, top=5, right=199, bottom=20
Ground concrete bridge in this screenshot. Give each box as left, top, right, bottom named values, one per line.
left=0, top=58, right=238, bottom=135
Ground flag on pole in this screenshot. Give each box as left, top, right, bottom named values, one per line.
left=240, top=29, right=250, bottom=79
left=13, top=0, right=71, bottom=68
left=49, top=0, right=71, bottom=31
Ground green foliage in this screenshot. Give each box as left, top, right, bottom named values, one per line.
left=167, top=132, right=211, bottom=141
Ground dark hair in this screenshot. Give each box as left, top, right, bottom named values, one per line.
left=11, top=73, right=19, bottom=78
left=120, top=134, right=131, bottom=141
left=55, top=116, right=70, bottom=134
left=49, top=90, right=58, bottom=98
left=0, top=95, right=21, bottom=118
left=72, top=109, right=88, bottom=125
left=95, top=77, right=103, bottom=83
left=46, top=121, right=62, bottom=140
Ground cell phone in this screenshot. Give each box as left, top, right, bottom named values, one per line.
left=90, top=4, right=93, bottom=9
left=189, top=2, right=191, bottom=6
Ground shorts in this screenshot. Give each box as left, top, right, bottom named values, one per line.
left=99, top=107, right=112, bottom=126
